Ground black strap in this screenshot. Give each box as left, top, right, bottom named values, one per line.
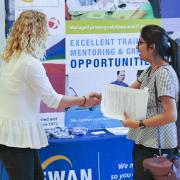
left=154, top=80, right=162, bottom=156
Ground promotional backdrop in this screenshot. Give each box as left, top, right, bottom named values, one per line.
left=4, top=0, right=180, bottom=130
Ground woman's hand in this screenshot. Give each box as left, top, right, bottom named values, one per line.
left=89, top=92, right=102, bottom=100
left=122, top=112, right=139, bottom=129
left=82, top=92, right=101, bottom=107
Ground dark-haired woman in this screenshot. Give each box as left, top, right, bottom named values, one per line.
left=123, top=25, right=179, bottom=180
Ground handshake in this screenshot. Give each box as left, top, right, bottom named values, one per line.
left=81, top=92, right=102, bottom=108
left=59, top=92, right=102, bottom=110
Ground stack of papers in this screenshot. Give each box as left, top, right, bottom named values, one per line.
left=101, top=84, right=149, bottom=121
left=106, top=127, right=129, bottom=135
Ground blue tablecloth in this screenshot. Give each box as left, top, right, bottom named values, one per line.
left=0, top=129, right=134, bottom=180
left=65, top=106, right=122, bottom=130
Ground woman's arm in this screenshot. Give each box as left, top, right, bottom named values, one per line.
left=130, top=80, right=141, bottom=89
left=26, top=58, right=101, bottom=110
left=123, top=96, right=177, bottom=128
left=130, top=9, right=147, bottom=19
left=130, top=1, right=154, bottom=19
left=58, top=92, right=101, bottom=110
left=143, top=96, right=177, bottom=127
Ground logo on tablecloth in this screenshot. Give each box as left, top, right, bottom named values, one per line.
left=42, top=155, right=73, bottom=169
left=42, top=155, right=92, bottom=180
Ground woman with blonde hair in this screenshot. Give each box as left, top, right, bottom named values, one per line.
left=0, top=10, right=101, bottom=180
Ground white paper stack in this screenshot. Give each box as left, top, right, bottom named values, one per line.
left=106, top=127, right=129, bottom=135
left=101, top=84, right=149, bottom=121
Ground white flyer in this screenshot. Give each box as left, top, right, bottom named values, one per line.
left=101, top=84, right=149, bottom=121
left=106, top=127, right=129, bottom=135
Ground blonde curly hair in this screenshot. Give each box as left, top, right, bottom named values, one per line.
left=2, top=10, right=48, bottom=62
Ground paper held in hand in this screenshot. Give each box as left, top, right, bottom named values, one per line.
left=101, top=84, right=149, bottom=121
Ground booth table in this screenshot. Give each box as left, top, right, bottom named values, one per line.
left=0, top=129, right=134, bottom=180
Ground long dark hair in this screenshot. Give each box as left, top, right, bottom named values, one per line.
left=140, top=25, right=169, bottom=59
left=140, top=25, right=180, bottom=80
left=168, top=38, right=180, bottom=80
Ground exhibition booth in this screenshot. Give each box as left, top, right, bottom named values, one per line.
left=0, top=130, right=133, bottom=180
left=0, top=0, right=180, bottom=180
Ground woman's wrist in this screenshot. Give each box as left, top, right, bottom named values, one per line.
left=80, top=96, right=86, bottom=106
